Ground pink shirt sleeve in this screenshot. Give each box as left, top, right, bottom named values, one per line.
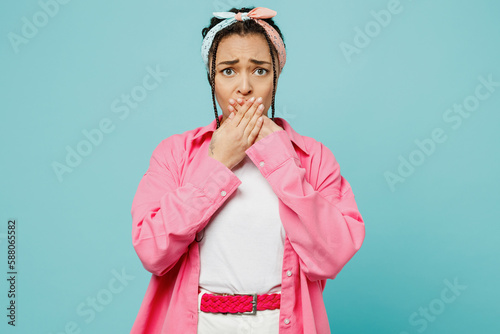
left=245, top=130, right=365, bottom=281
left=131, top=135, right=241, bottom=276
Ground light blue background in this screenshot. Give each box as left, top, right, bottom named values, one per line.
left=1, top=0, right=499, bottom=333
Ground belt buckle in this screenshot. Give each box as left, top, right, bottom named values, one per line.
left=234, top=293, right=257, bottom=315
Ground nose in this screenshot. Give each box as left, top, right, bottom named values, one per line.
left=237, top=72, right=252, bottom=95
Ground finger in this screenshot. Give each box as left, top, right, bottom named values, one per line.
left=222, top=103, right=238, bottom=126
left=228, top=99, right=238, bottom=113
left=231, top=98, right=247, bottom=116
left=229, top=102, right=240, bottom=117
left=248, top=116, right=263, bottom=144
left=238, top=97, right=262, bottom=129
left=243, top=103, right=264, bottom=138
left=231, top=97, right=254, bottom=115
left=227, top=99, right=239, bottom=117
left=225, top=111, right=235, bottom=124
left=233, top=97, right=256, bottom=127
left=233, top=98, right=244, bottom=112
left=218, top=110, right=234, bottom=131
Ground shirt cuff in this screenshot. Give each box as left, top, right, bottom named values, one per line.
left=188, top=150, right=242, bottom=203
left=245, top=130, right=301, bottom=177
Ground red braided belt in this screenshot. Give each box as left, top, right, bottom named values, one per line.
left=200, top=290, right=281, bottom=315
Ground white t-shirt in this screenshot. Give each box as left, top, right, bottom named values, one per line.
left=198, top=155, right=285, bottom=295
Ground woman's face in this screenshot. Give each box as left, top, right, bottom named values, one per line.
left=209, top=33, right=279, bottom=124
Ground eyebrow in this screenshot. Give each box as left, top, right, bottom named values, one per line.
left=216, top=58, right=272, bottom=67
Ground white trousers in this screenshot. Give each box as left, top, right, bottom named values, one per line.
left=197, top=287, right=281, bottom=334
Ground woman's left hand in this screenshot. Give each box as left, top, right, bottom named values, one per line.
left=254, top=115, right=283, bottom=143
left=230, top=98, right=284, bottom=143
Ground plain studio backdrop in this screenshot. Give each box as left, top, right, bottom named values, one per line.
left=1, top=0, right=499, bottom=333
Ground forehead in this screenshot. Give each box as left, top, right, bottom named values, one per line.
left=216, top=33, right=270, bottom=60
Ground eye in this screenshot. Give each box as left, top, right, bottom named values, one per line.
left=255, top=68, right=268, bottom=76
left=221, top=68, right=235, bottom=76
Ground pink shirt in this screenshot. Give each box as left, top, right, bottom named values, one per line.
left=130, top=116, right=365, bottom=333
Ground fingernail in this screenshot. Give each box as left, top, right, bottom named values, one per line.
left=257, top=97, right=263, bottom=103
left=228, top=105, right=234, bottom=112
left=229, top=98, right=235, bottom=104
left=258, top=104, right=264, bottom=110
left=237, top=98, right=243, bottom=104
left=249, top=97, right=255, bottom=103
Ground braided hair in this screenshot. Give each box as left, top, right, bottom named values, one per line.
left=195, top=8, right=286, bottom=242
left=201, top=7, right=286, bottom=129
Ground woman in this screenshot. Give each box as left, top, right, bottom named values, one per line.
left=130, top=6, right=365, bottom=334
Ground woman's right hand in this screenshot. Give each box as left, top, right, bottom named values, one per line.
left=208, top=96, right=264, bottom=169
